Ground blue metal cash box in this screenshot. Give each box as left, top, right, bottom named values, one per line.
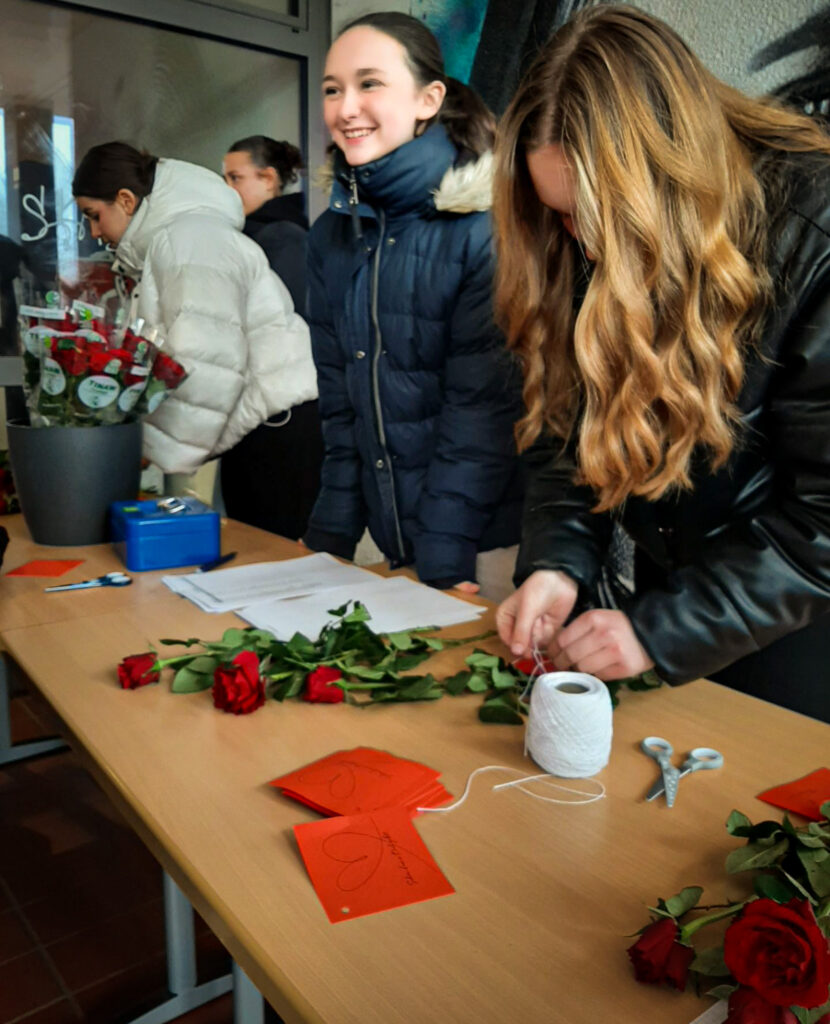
left=109, top=497, right=220, bottom=571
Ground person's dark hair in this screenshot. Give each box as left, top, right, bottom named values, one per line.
left=227, top=135, right=303, bottom=187
left=72, top=142, right=158, bottom=202
left=340, top=12, right=495, bottom=163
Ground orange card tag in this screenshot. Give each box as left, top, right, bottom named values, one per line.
left=758, top=768, right=830, bottom=821
left=271, top=747, right=450, bottom=816
left=7, top=559, right=83, bottom=578
left=294, top=807, right=454, bottom=923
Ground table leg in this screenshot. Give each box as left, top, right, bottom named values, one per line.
left=126, top=873, right=232, bottom=1024
left=233, top=961, right=265, bottom=1024
left=0, top=651, right=65, bottom=765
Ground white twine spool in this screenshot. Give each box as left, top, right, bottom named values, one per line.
left=526, top=671, right=613, bottom=778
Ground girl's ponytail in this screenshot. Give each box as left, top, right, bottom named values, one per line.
left=439, top=77, right=496, bottom=164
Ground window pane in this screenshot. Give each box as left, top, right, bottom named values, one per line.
left=0, top=0, right=302, bottom=351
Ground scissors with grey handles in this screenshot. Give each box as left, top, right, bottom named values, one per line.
left=45, top=571, right=132, bottom=593
left=642, top=736, right=724, bottom=807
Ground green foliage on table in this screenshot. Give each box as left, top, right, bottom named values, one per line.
left=156, top=602, right=663, bottom=722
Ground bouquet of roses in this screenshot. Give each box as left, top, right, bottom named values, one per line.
left=18, top=300, right=188, bottom=427
left=627, top=808, right=830, bottom=1023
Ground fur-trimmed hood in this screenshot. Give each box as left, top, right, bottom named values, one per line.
left=318, top=125, right=493, bottom=219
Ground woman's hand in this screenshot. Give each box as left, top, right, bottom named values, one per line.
left=549, top=609, right=654, bottom=680
left=496, top=570, right=579, bottom=658
left=453, top=581, right=480, bottom=594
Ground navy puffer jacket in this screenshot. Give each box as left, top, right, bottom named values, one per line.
left=304, top=126, right=522, bottom=586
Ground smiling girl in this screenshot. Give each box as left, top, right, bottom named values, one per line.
left=303, top=13, right=522, bottom=599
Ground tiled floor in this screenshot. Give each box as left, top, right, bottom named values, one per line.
left=0, top=689, right=269, bottom=1024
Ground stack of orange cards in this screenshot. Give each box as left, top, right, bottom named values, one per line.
left=271, top=748, right=456, bottom=922
left=270, top=746, right=454, bottom=817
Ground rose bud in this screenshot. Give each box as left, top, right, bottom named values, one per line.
left=627, top=917, right=695, bottom=990
left=118, top=653, right=160, bottom=690
left=303, top=666, right=345, bottom=704
left=212, top=650, right=265, bottom=715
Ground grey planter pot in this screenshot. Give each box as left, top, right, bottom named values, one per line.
left=6, top=418, right=142, bottom=545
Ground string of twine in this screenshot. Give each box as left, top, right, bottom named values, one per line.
left=417, top=645, right=607, bottom=813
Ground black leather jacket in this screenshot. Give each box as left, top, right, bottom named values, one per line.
left=516, top=152, right=830, bottom=719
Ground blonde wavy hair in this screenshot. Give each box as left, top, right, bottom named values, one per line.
left=494, top=4, right=830, bottom=511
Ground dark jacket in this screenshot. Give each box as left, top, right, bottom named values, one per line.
left=243, top=192, right=309, bottom=318
left=516, top=152, right=830, bottom=720
left=304, top=126, right=523, bottom=587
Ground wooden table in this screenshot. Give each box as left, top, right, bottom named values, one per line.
left=2, top=517, right=827, bottom=1023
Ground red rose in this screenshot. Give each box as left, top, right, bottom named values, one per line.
left=724, top=899, right=830, bottom=1009
left=153, top=352, right=187, bottom=387
left=118, top=652, right=160, bottom=689
left=627, top=917, right=695, bottom=990
left=212, top=650, right=265, bottom=715
left=88, top=349, right=113, bottom=373
left=303, top=666, right=345, bottom=704
left=513, top=656, right=555, bottom=676
left=727, top=986, right=800, bottom=1024
left=53, top=347, right=88, bottom=376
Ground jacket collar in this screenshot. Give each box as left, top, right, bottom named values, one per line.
left=115, top=159, right=243, bottom=275
left=326, top=125, right=493, bottom=221
left=246, top=192, right=308, bottom=231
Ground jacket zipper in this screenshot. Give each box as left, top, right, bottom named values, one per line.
left=348, top=169, right=364, bottom=242
left=370, top=208, right=406, bottom=561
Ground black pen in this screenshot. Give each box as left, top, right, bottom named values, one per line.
left=198, top=552, right=237, bottom=573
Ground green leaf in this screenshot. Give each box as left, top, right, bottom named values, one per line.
left=796, top=832, right=827, bottom=849
left=443, top=670, right=473, bottom=696
left=393, top=651, right=431, bottom=672
left=491, top=668, right=518, bottom=690
left=797, top=848, right=830, bottom=897
left=690, top=945, right=730, bottom=977
left=780, top=868, right=816, bottom=902
left=820, top=801, right=830, bottom=820
left=343, top=603, right=370, bottom=624
left=398, top=675, right=439, bottom=700
left=466, top=651, right=500, bottom=669
left=220, top=628, right=248, bottom=648
left=753, top=873, right=798, bottom=903
left=386, top=631, right=413, bottom=650
left=664, top=886, right=704, bottom=918
left=286, top=632, right=316, bottom=659
left=327, top=603, right=349, bottom=617
left=705, top=984, right=738, bottom=1001
left=793, top=1000, right=830, bottom=1024
left=726, top=837, right=789, bottom=874
left=478, top=697, right=524, bottom=725
left=345, top=665, right=391, bottom=681
left=271, top=670, right=306, bottom=702
left=185, top=655, right=219, bottom=674
left=171, top=666, right=213, bottom=693
left=159, top=637, right=203, bottom=647
left=726, top=810, right=753, bottom=835
left=424, top=638, right=444, bottom=651
left=466, top=672, right=490, bottom=693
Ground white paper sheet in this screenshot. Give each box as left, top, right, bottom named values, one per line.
left=162, top=552, right=378, bottom=613
left=237, top=575, right=485, bottom=638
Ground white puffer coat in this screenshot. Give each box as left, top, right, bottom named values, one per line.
left=114, top=158, right=318, bottom=474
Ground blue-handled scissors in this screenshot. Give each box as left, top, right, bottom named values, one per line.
left=641, top=736, right=681, bottom=807
left=45, top=571, right=132, bottom=593
left=643, top=739, right=724, bottom=805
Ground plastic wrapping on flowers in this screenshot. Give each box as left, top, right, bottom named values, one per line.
left=18, top=298, right=188, bottom=427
